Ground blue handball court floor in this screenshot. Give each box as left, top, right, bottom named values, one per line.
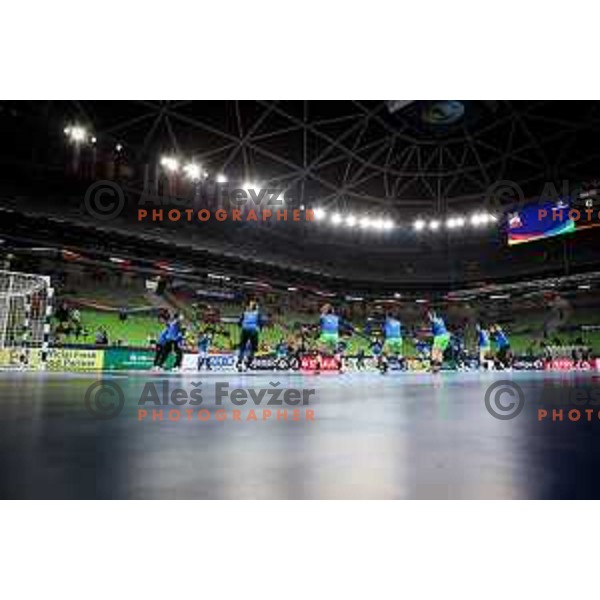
left=0, top=369, right=599, bottom=499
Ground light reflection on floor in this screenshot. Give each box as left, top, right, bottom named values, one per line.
left=0, top=370, right=599, bottom=499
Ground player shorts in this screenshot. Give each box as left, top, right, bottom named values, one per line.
left=433, top=333, right=451, bottom=352
left=384, top=338, right=403, bottom=354
left=319, top=332, right=339, bottom=351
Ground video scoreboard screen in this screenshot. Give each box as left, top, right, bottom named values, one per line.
left=507, top=199, right=575, bottom=246
left=506, top=187, right=600, bottom=246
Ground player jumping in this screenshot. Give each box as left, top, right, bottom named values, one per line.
left=379, top=313, right=404, bottom=374
left=428, top=310, right=450, bottom=373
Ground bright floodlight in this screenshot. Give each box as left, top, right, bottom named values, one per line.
left=446, top=216, right=464, bottom=229
left=383, top=219, right=394, bottom=230
left=345, top=215, right=357, bottom=227
left=242, top=181, right=258, bottom=192
left=331, top=213, right=343, bottom=225
left=472, top=213, right=494, bottom=226
left=115, top=143, right=123, bottom=152
left=413, top=219, right=426, bottom=231
left=314, top=208, right=326, bottom=220
left=91, top=136, right=97, bottom=144
left=66, top=125, right=86, bottom=143
left=183, top=163, right=202, bottom=181
left=161, top=156, right=180, bottom=173
left=372, top=218, right=386, bottom=230
left=429, top=220, right=440, bottom=230
left=359, top=216, right=371, bottom=229
left=216, top=174, right=227, bottom=183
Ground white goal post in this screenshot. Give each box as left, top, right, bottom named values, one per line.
left=0, top=270, right=54, bottom=369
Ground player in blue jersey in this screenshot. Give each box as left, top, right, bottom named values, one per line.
left=153, top=323, right=170, bottom=370
left=274, top=337, right=290, bottom=370
left=275, top=337, right=288, bottom=360
left=197, top=329, right=214, bottom=371
left=427, top=310, right=450, bottom=373
left=476, top=324, right=492, bottom=370
left=318, top=304, right=340, bottom=353
left=379, top=313, right=404, bottom=374
left=171, top=323, right=186, bottom=371
left=237, top=300, right=265, bottom=371
left=155, top=313, right=184, bottom=370
left=491, top=324, right=512, bottom=369
left=316, top=304, right=345, bottom=372
left=370, top=336, right=384, bottom=371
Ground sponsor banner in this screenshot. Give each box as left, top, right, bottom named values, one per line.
left=47, top=348, right=105, bottom=371
left=545, top=358, right=593, bottom=371
left=512, top=357, right=545, bottom=371
left=250, top=354, right=280, bottom=371
left=183, top=352, right=300, bottom=372
left=299, top=355, right=340, bottom=371
left=182, top=353, right=197, bottom=371
left=104, top=348, right=157, bottom=371
left=406, top=358, right=430, bottom=372
left=344, top=357, right=405, bottom=371
left=0, top=347, right=103, bottom=371
left=345, top=357, right=378, bottom=371
left=0, top=348, right=44, bottom=369
left=182, top=352, right=236, bottom=372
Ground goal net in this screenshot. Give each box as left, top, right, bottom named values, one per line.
left=0, top=271, right=53, bottom=369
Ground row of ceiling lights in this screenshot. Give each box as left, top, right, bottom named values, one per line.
left=413, top=213, right=497, bottom=231
left=160, top=155, right=228, bottom=184
left=64, top=125, right=122, bottom=152
left=65, top=125, right=498, bottom=233
left=313, top=208, right=395, bottom=231
left=313, top=208, right=498, bottom=232
left=65, top=125, right=230, bottom=184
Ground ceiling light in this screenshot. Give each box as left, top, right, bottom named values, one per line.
left=314, top=208, right=326, bottom=220
left=183, top=163, right=202, bottom=181
left=160, top=156, right=180, bottom=173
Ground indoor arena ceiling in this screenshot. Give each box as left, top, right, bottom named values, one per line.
left=5, top=100, right=600, bottom=213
